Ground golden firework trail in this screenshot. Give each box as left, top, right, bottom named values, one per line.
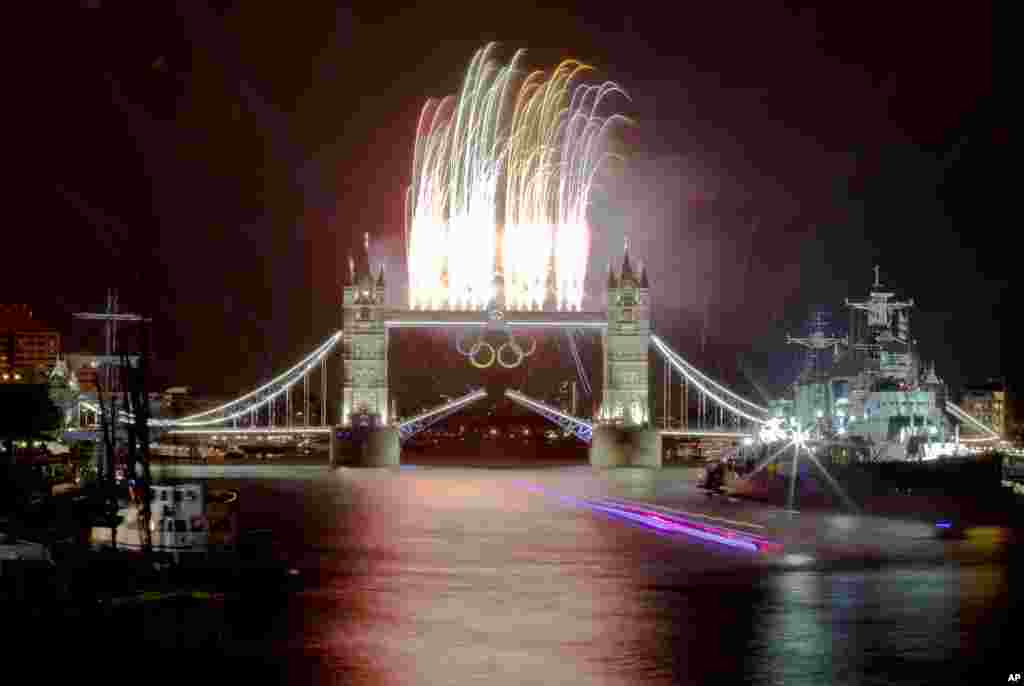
left=405, top=43, right=630, bottom=311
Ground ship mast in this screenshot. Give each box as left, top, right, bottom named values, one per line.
left=844, top=265, right=914, bottom=338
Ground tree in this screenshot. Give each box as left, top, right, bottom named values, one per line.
left=0, top=384, right=61, bottom=518
left=0, top=383, right=62, bottom=465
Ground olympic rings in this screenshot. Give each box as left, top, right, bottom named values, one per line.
left=469, top=341, right=496, bottom=369
left=455, top=332, right=537, bottom=369
left=495, top=336, right=539, bottom=368
left=496, top=342, right=521, bottom=368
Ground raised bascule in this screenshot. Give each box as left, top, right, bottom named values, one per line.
left=70, top=43, right=1002, bottom=470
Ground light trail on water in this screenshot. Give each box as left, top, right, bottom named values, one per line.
left=513, top=481, right=783, bottom=554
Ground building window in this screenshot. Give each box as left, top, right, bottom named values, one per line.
left=622, top=308, right=633, bottom=322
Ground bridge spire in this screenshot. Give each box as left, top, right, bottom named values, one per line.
left=620, top=235, right=634, bottom=282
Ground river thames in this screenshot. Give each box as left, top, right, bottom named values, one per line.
left=83, top=458, right=1012, bottom=686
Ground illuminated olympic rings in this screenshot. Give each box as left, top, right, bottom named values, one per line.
left=469, top=341, right=496, bottom=368
left=456, top=332, right=537, bottom=369
left=497, top=335, right=537, bottom=368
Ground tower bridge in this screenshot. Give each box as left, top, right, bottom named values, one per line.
left=328, top=239, right=774, bottom=466
left=70, top=239, right=1001, bottom=469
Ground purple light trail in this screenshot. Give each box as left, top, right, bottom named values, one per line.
left=514, top=481, right=783, bottom=553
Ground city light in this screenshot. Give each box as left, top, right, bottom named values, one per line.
left=758, top=417, right=787, bottom=443
left=406, top=43, right=630, bottom=311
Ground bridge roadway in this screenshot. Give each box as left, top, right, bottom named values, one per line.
left=382, top=308, right=608, bottom=329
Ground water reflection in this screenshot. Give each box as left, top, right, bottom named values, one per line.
left=132, top=465, right=1015, bottom=684
left=331, top=468, right=653, bottom=684
left=747, top=564, right=1014, bottom=684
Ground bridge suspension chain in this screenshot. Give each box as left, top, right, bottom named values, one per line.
left=650, top=335, right=768, bottom=427
left=79, top=331, right=342, bottom=430
left=651, top=334, right=769, bottom=418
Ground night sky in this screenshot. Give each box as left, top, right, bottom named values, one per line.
left=10, top=2, right=1003, bottom=403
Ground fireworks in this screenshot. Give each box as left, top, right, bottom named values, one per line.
left=405, top=43, right=630, bottom=311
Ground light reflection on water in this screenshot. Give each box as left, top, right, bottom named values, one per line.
left=153, top=465, right=1015, bottom=684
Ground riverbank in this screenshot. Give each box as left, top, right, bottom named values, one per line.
left=152, top=452, right=329, bottom=466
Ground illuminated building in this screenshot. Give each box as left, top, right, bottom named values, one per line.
left=960, top=380, right=1007, bottom=438
left=0, top=304, right=61, bottom=381
left=63, top=353, right=136, bottom=394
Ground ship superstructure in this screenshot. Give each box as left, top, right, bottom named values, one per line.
left=782, top=267, right=954, bottom=459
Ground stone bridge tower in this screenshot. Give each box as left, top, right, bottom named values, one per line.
left=341, top=249, right=389, bottom=428
left=590, top=239, right=661, bottom=468
left=601, top=239, right=651, bottom=425
left=336, top=242, right=399, bottom=467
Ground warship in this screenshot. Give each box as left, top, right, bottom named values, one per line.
left=775, top=266, right=980, bottom=461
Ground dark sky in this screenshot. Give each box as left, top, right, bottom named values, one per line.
left=10, top=1, right=1003, bottom=401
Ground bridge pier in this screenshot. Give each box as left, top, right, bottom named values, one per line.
left=589, top=426, right=662, bottom=469
left=330, top=426, right=400, bottom=468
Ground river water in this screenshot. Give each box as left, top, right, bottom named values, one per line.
left=75, top=463, right=1022, bottom=684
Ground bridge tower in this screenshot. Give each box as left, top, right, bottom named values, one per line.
left=341, top=256, right=389, bottom=426
left=602, top=240, right=651, bottom=424
left=338, top=245, right=399, bottom=466
left=591, top=240, right=661, bottom=467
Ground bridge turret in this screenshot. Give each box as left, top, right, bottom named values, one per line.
left=607, top=260, right=618, bottom=289
left=619, top=236, right=635, bottom=286
left=342, top=255, right=359, bottom=306
left=375, top=264, right=386, bottom=305
left=606, top=260, right=619, bottom=309
left=355, top=270, right=375, bottom=305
